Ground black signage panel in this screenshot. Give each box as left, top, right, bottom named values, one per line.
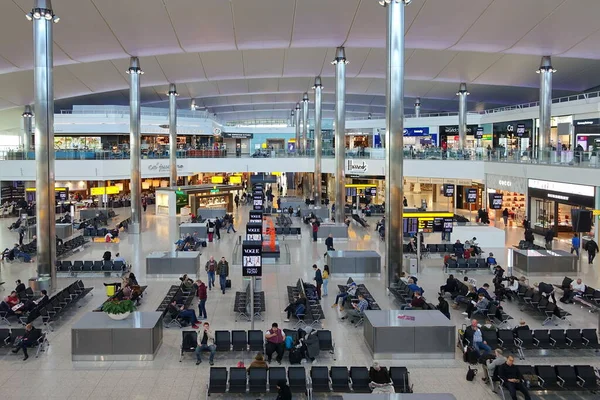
left=252, top=187, right=264, bottom=211
left=439, top=125, right=479, bottom=135
left=222, top=132, right=254, bottom=139
left=528, top=188, right=595, bottom=208
left=442, top=217, right=454, bottom=233
left=245, top=222, right=263, bottom=241
left=516, top=124, right=526, bottom=137
left=475, top=127, right=483, bottom=139
left=574, top=118, right=600, bottom=126
left=367, top=187, right=377, bottom=196
left=242, top=240, right=262, bottom=277
left=443, top=184, right=455, bottom=197
left=466, top=188, right=478, bottom=203
left=403, top=218, right=418, bottom=234
left=249, top=210, right=263, bottom=222
left=489, top=193, right=503, bottom=210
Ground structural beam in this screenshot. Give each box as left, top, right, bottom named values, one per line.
left=333, top=47, right=347, bottom=224
left=127, top=57, right=143, bottom=234
left=537, top=56, right=555, bottom=160
left=457, top=83, right=469, bottom=149
left=313, top=77, right=323, bottom=205
left=168, top=83, right=178, bottom=187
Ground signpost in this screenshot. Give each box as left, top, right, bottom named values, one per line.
left=247, top=183, right=265, bottom=330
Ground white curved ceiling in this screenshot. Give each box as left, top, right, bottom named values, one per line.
left=2, top=0, right=600, bottom=121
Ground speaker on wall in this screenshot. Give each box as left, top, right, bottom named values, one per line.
left=571, top=209, right=593, bottom=233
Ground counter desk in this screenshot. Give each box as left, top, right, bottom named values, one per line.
left=146, top=251, right=201, bottom=276
left=326, top=250, right=380, bottom=275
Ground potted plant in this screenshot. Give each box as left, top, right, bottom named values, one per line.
left=102, top=299, right=136, bottom=320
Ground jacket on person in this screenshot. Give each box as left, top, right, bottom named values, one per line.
left=216, top=261, right=229, bottom=276
left=303, top=331, right=320, bottom=359
left=197, top=283, right=207, bottom=300
left=585, top=240, right=599, bottom=254
left=325, top=236, right=333, bottom=249
left=23, top=326, right=41, bottom=343
left=197, top=329, right=215, bottom=346
left=205, top=260, right=216, bottom=272
left=248, top=359, right=268, bottom=369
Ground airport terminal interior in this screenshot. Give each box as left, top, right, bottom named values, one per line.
left=2, top=1, right=600, bottom=400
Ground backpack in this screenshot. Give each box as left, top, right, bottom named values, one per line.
left=463, top=346, right=478, bottom=364
left=289, top=348, right=302, bottom=365
left=284, top=336, right=294, bottom=350
left=466, top=366, right=477, bottom=381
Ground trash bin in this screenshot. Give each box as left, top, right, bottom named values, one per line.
left=28, top=277, right=39, bottom=292
left=254, top=277, right=262, bottom=293
left=38, top=277, right=51, bottom=294
left=409, top=258, right=418, bottom=275
left=103, top=282, right=120, bottom=297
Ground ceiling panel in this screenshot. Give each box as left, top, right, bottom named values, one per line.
left=12, top=0, right=128, bottom=62
left=54, top=67, right=92, bottom=100
left=562, top=29, right=600, bottom=59
left=186, top=82, right=220, bottom=98
left=248, top=78, right=280, bottom=93
left=551, top=57, right=600, bottom=91
left=165, top=0, right=236, bottom=52
left=251, top=94, right=278, bottom=104
left=0, top=1, right=41, bottom=68
left=358, top=48, right=416, bottom=78
left=242, top=49, right=285, bottom=78
left=200, top=51, right=244, bottom=80
left=277, top=77, right=312, bottom=93
left=110, top=56, right=169, bottom=87
left=406, top=0, right=494, bottom=49
left=91, top=0, right=181, bottom=56
left=473, top=54, right=540, bottom=88
left=216, top=80, right=249, bottom=95
left=152, top=84, right=191, bottom=102
left=345, top=48, right=371, bottom=78
left=508, top=0, right=600, bottom=56
left=65, top=61, right=128, bottom=93
left=452, top=0, right=564, bottom=53
left=347, top=78, right=373, bottom=94
left=405, top=50, right=458, bottom=80
left=404, top=80, right=438, bottom=98
left=291, top=0, right=360, bottom=47
left=282, top=48, right=328, bottom=77
left=435, top=52, right=504, bottom=83
left=231, top=0, right=294, bottom=49
left=226, top=95, right=252, bottom=106
left=0, top=71, right=34, bottom=105
left=155, top=53, right=206, bottom=83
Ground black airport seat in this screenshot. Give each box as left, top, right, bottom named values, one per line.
left=207, top=367, right=227, bottom=395
left=214, top=330, right=231, bottom=352
left=113, top=260, right=124, bottom=271
left=549, top=330, right=567, bottom=348
left=565, top=329, right=584, bottom=348
left=310, top=366, right=330, bottom=393
left=102, top=261, right=113, bottom=271
left=482, top=330, right=498, bottom=349
left=179, top=331, right=197, bottom=362
left=516, top=329, right=534, bottom=350
left=268, top=367, right=286, bottom=392
left=228, top=367, right=247, bottom=394
left=498, top=329, right=519, bottom=354
left=581, top=329, right=600, bottom=349
left=349, top=366, right=371, bottom=393
left=72, top=261, right=83, bottom=271
left=317, top=329, right=335, bottom=358
left=93, top=261, right=103, bottom=271
left=535, top=365, right=560, bottom=390
left=389, top=366, right=412, bottom=393
left=288, top=366, right=308, bottom=396
left=82, top=261, right=93, bottom=271
left=248, top=367, right=267, bottom=393
left=248, top=330, right=264, bottom=352
left=330, top=366, right=350, bottom=393
left=555, top=365, right=578, bottom=389
left=231, top=330, right=247, bottom=351
left=575, top=365, right=598, bottom=390
left=533, top=330, right=551, bottom=348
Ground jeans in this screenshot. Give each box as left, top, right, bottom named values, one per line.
left=219, top=275, right=227, bottom=293
left=195, top=344, right=216, bottom=362
left=313, top=231, right=317, bottom=241
left=207, top=271, right=215, bottom=289
left=13, top=339, right=32, bottom=357
left=198, top=299, right=207, bottom=319
left=227, top=224, right=236, bottom=233
left=316, top=283, right=322, bottom=299
left=322, top=279, right=328, bottom=296
left=335, top=293, right=349, bottom=306
left=571, top=247, right=580, bottom=257
left=179, top=309, right=198, bottom=325
left=16, top=251, right=31, bottom=262
left=506, top=381, right=531, bottom=400
left=503, top=216, right=508, bottom=226
left=473, top=341, right=492, bottom=356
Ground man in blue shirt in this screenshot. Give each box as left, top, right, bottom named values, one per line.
left=407, top=278, right=424, bottom=295
left=341, top=294, right=368, bottom=323
left=477, top=283, right=492, bottom=301
left=571, top=234, right=580, bottom=257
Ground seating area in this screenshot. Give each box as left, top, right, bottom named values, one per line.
left=516, top=283, right=572, bottom=326
left=286, top=279, right=325, bottom=328
left=0, top=280, right=93, bottom=330
left=180, top=329, right=335, bottom=362
left=513, top=328, right=600, bottom=359
left=56, top=235, right=88, bottom=258
left=553, top=276, right=600, bottom=311
left=205, top=365, right=412, bottom=399
left=56, top=259, right=128, bottom=277
left=444, top=257, right=489, bottom=272
left=95, top=284, right=147, bottom=312
left=338, top=277, right=381, bottom=311
left=490, top=364, right=599, bottom=399
left=156, top=283, right=196, bottom=328
left=389, top=279, right=436, bottom=309
left=0, top=327, right=49, bottom=358
left=234, top=283, right=265, bottom=322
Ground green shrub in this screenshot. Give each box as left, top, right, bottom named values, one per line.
left=102, top=299, right=136, bottom=314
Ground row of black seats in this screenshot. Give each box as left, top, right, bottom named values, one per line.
left=340, top=278, right=381, bottom=311
left=0, top=327, right=49, bottom=358
left=181, top=329, right=335, bottom=362
left=555, top=276, right=600, bottom=308
left=234, top=283, right=265, bottom=322
left=56, top=260, right=126, bottom=273
left=287, top=279, right=324, bottom=328
left=158, top=284, right=195, bottom=328
left=445, top=258, right=489, bottom=271
left=206, top=365, right=412, bottom=398
left=56, top=235, right=87, bottom=258
left=516, top=284, right=571, bottom=326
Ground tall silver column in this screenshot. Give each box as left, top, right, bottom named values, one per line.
left=294, top=103, right=301, bottom=153
left=127, top=57, right=143, bottom=234
left=457, top=83, right=469, bottom=149
left=415, top=97, right=421, bottom=118
left=168, top=84, right=178, bottom=187
left=28, top=0, right=59, bottom=291
left=313, top=77, right=323, bottom=205
left=22, top=105, right=33, bottom=158
left=383, top=0, right=408, bottom=285
left=537, top=56, right=555, bottom=160
left=333, top=47, right=347, bottom=224
left=290, top=109, right=295, bottom=127
left=302, top=92, right=309, bottom=155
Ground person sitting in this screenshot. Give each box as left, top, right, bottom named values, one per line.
left=464, top=293, right=489, bottom=319
left=443, top=253, right=456, bottom=265
left=534, top=281, right=556, bottom=303
left=369, top=362, right=393, bottom=393
left=439, top=274, right=458, bottom=296
left=453, top=285, right=477, bottom=309
left=463, top=248, right=471, bottom=259
left=560, top=278, right=586, bottom=304
left=121, top=284, right=133, bottom=300
left=195, top=322, right=216, bottom=366
left=16, top=290, right=49, bottom=316
left=15, top=280, right=26, bottom=294
left=114, top=253, right=126, bottom=263
left=500, top=355, right=532, bottom=400
left=167, top=299, right=199, bottom=329
left=248, top=352, right=268, bottom=369
left=512, top=320, right=530, bottom=335
left=482, top=348, right=506, bottom=384
left=401, top=291, right=426, bottom=310
left=102, top=251, right=112, bottom=262
left=265, top=322, right=286, bottom=365
left=341, top=293, right=369, bottom=323
left=298, top=328, right=320, bottom=363
left=463, top=319, right=492, bottom=356
left=180, top=274, right=194, bottom=290
left=407, top=278, right=423, bottom=294
left=505, top=277, right=519, bottom=300
left=453, top=240, right=465, bottom=257
left=477, top=283, right=493, bottom=301
left=486, top=252, right=497, bottom=267
left=276, top=380, right=292, bottom=400
left=13, top=245, right=32, bottom=263
left=332, top=281, right=358, bottom=311
left=283, top=292, right=307, bottom=322
left=127, top=272, right=139, bottom=286
left=437, top=296, right=451, bottom=320
left=11, top=323, right=41, bottom=361
left=398, top=272, right=409, bottom=283
left=5, top=291, right=20, bottom=308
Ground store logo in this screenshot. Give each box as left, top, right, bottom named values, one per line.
left=346, top=160, right=368, bottom=174
left=576, top=120, right=594, bottom=126
left=147, top=163, right=183, bottom=172
left=498, top=180, right=512, bottom=187
left=507, top=125, right=514, bottom=132
left=548, top=193, right=569, bottom=201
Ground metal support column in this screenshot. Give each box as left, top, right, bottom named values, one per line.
left=333, top=47, right=347, bottom=224
left=294, top=103, right=301, bottom=153
left=457, top=83, right=469, bottom=150
left=127, top=57, right=143, bottom=234
left=537, top=56, right=555, bottom=161
left=313, top=77, right=323, bottom=206
left=168, top=84, right=178, bottom=187
left=290, top=109, right=295, bottom=127
left=414, top=97, right=421, bottom=118
left=302, top=92, right=309, bottom=156
left=383, top=0, right=408, bottom=286
left=22, top=105, right=33, bottom=158
left=28, top=0, right=59, bottom=292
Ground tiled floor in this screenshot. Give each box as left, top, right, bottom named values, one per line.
left=0, top=193, right=599, bottom=400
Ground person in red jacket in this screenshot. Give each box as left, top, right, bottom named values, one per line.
left=196, top=279, right=208, bottom=320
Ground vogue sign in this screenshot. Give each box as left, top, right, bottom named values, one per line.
left=346, top=159, right=368, bottom=174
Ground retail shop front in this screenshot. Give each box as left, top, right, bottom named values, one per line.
left=439, top=125, right=479, bottom=149
left=574, top=118, right=600, bottom=153
left=155, top=184, right=242, bottom=217
left=492, top=120, right=533, bottom=153
left=485, top=174, right=528, bottom=226
left=528, top=179, right=596, bottom=237
left=403, top=127, right=437, bottom=148
left=222, top=133, right=253, bottom=157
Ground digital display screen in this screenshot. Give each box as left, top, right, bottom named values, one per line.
left=368, top=187, right=377, bottom=196
left=346, top=187, right=357, bottom=197
left=489, top=193, right=503, bottom=210
left=403, top=217, right=418, bottom=234
left=242, top=241, right=262, bottom=277
left=516, top=124, right=526, bottom=137
left=466, top=188, right=478, bottom=203
left=443, top=217, right=454, bottom=232
left=475, top=127, right=483, bottom=139
left=249, top=210, right=263, bottom=222
left=253, top=192, right=263, bottom=211
left=443, top=184, right=455, bottom=197
left=418, top=219, right=434, bottom=233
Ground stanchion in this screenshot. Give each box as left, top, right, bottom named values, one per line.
left=250, top=277, right=255, bottom=330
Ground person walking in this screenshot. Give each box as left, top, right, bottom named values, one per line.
left=312, top=264, right=323, bottom=300
left=197, top=279, right=208, bottom=319
left=214, top=217, right=222, bottom=240
left=544, top=228, right=554, bottom=250
left=205, top=256, right=217, bottom=290
left=312, top=220, right=319, bottom=242
left=226, top=216, right=237, bottom=233
left=324, top=233, right=334, bottom=257
left=570, top=233, right=580, bottom=257
left=585, top=238, right=599, bottom=264
left=322, top=265, right=330, bottom=297
left=234, top=194, right=240, bottom=208
left=142, top=197, right=147, bottom=212
left=216, top=257, right=229, bottom=294
left=502, top=208, right=509, bottom=226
